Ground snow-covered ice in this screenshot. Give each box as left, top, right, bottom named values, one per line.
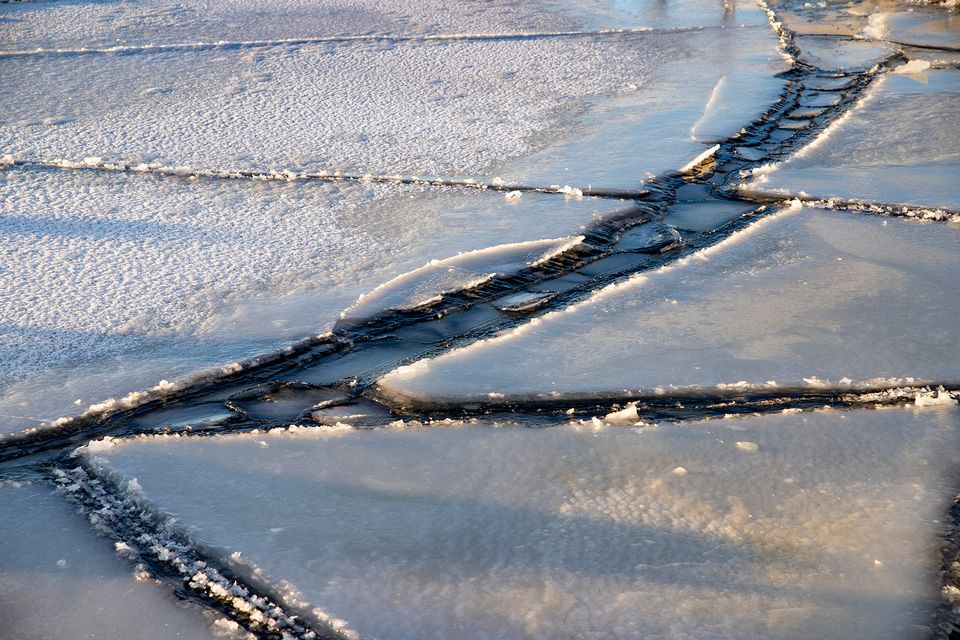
left=2, top=0, right=958, bottom=635
left=0, top=0, right=719, bottom=52
left=379, top=206, right=960, bottom=404
left=0, top=168, right=625, bottom=435
left=97, top=406, right=960, bottom=639
left=2, top=31, right=669, bottom=179
left=743, top=69, right=960, bottom=210
left=0, top=0, right=774, bottom=53
left=0, top=483, right=218, bottom=639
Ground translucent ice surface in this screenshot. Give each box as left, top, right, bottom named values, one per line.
left=744, top=70, right=960, bottom=210
left=98, top=407, right=960, bottom=639
left=0, top=483, right=217, bottom=639
left=499, top=26, right=788, bottom=188
left=379, top=207, right=960, bottom=403
left=0, top=167, right=626, bottom=435
left=862, top=9, right=960, bottom=49
left=794, top=35, right=895, bottom=71
left=544, top=0, right=769, bottom=30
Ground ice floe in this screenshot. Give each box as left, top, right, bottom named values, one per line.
left=2, top=29, right=668, bottom=180
left=743, top=69, right=960, bottom=210
left=96, top=405, right=960, bottom=639
left=499, top=25, right=788, bottom=188
left=378, top=206, right=960, bottom=404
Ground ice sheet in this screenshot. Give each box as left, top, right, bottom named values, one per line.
left=2, top=32, right=668, bottom=180
left=378, top=207, right=960, bottom=403
left=98, top=407, right=960, bottom=639
left=0, top=167, right=626, bottom=435
left=0, top=483, right=217, bottom=639
left=744, top=70, right=960, bottom=210
left=0, top=0, right=723, bottom=52
left=498, top=26, right=788, bottom=188
left=862, top=9, right=960, bottom=49
left=794, top=35, right=895, bottom=70
left=0, top=0, right=582, bottom=52
left=543, top=0, right=770, bottom=30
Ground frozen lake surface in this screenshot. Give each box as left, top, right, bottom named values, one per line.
left=1, top=0, right=958, bottom=638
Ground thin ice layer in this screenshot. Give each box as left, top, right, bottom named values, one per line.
left=99, top=407, right=960, bottom=639
left=2, top=33, right=667, bottom=179
left=499, top=26, right=787, bottom=188
left=744, top=70, right=960, bottom=210
left=342, top=237, right=583, bottom=320
left=691, top=71, right=789, bottom=144
left=0, top=483, right=218, bottom=639
left=0, top=167, right=626, bottom=434
left=794, top=35, right=895, bottom=70
left=378, top=206, right=960, bottom=403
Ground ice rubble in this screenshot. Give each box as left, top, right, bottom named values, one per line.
left=98, top=406, right=960, bottom=639
left=0, top=483, right=218, bottom=639
left=743, top=69, right=960, bottom=210
left=0, top=168, right=626, bottom=435
left=378, top=206, right=960, bottom=404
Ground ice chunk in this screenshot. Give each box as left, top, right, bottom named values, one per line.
left=895, top=59, right=933, bottom=75
left=341, top=236, right=583, bottom=320
left=743, top=69, right=960, bottom=210
left=0, top=484, right=217, bottom=639
left=492, top=291, right=559, bottom=313
left=98, top=406, right=960, bottom=639
left=378, top=207, right=960, bottom=403
left=603, top=403, right=640, bottom=424
left=615, top=223, right=682, bottom=252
